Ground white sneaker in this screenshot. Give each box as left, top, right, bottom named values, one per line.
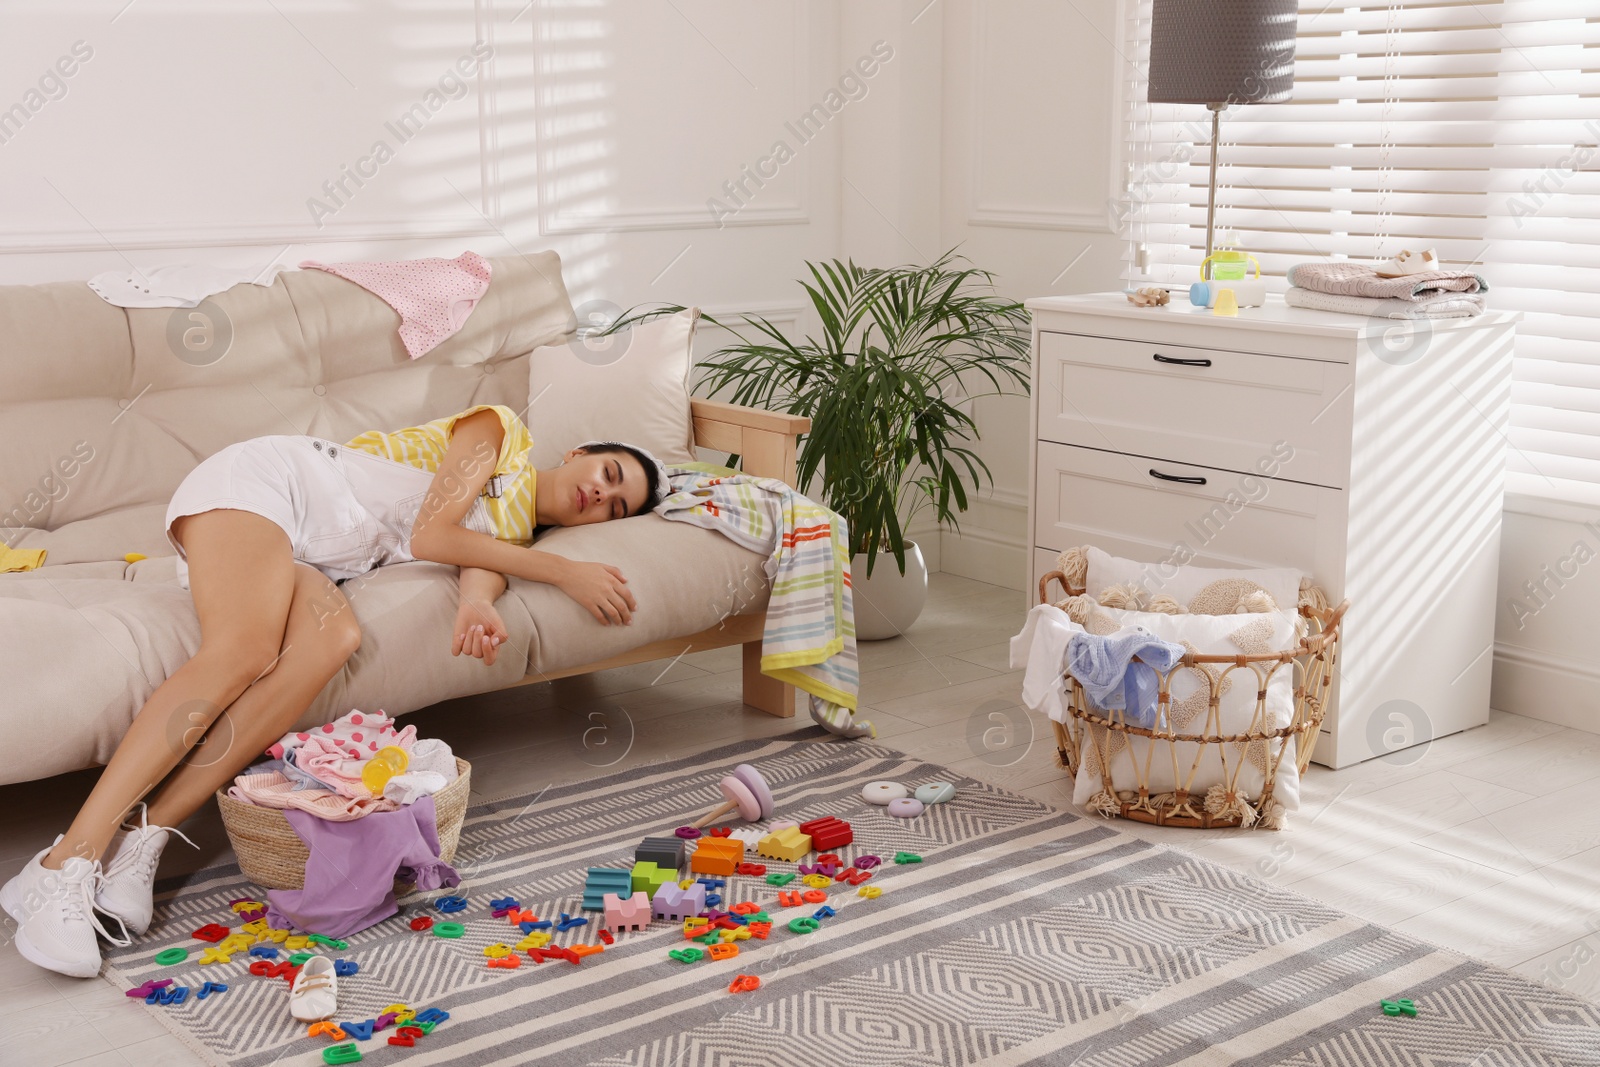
left=95, top=804, right=196, bottom=937
left=1374, top=248, right=1439, bottom=278
left=289, top=954, right=339, bottom=1021
left=0, top=836, right=131, bottom=978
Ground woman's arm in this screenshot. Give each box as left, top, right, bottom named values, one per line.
left=459, top=565, right=507, bottom=605
left=410, top=409, right=637, bottom=624
left=454, top=566, right=508, bottom=666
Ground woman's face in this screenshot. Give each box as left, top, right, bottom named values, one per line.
left=545, top=448, right=650, bottom=526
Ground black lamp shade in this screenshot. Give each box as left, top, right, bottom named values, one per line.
left=1147, top=0, right=1297, bottom=106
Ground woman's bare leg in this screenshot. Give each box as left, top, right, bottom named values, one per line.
left=142, top=560, right=361, bottom=828
left=41, top=509, right=298, bottom=870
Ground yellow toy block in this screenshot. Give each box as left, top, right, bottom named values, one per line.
left=756, top=826, right=812, bottom=862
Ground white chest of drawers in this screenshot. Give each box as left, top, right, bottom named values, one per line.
left=1024, top=293, right=1519, bottom=769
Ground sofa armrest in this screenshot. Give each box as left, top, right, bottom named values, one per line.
left=690, top=398, right=811, bottom=486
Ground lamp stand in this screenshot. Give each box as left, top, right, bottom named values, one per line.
left=1204, top=102, right=1225, bottom=267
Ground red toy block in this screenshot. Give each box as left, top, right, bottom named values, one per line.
left=598, top=930, right=614, bottom=945
left=706, top=826, right=733, bottom=837
left=798, top=818, right=853, bottom=851
left=193, top=924, right=231, bottom=943
left=690, top=837, right=745, bottom=876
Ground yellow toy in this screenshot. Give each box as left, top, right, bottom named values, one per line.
left=756, top=826, right=812, bottom=862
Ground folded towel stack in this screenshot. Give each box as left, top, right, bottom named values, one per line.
left=1285, top=261, right=1488, bottom=320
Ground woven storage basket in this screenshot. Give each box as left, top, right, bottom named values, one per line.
left=1040, top=570, right=1347, bottom=831
left=215, top=757, right=471, bottom=891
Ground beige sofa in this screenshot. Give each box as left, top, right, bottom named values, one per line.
left=0, top=253, right=807, bottom=786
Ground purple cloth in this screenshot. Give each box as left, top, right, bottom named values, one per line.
left=265, top=794, right=459, bottom=938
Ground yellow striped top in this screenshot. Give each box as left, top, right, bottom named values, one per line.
left=345, top=403, right=537, bottom=546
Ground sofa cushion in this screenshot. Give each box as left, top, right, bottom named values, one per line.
left=0, top=254, right=574, bottom=565
left=509, top=513, right=769, bottom=671
left=0, top=515, right=769, bottom=785
left=526, top=308, right=700, bottom=470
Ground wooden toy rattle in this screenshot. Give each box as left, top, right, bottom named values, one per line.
left=690, top=763, right=774, bottom=829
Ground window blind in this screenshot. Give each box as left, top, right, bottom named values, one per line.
left=1115, top=0, right=1600, bottom=507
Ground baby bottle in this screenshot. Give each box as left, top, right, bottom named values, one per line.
left=361, top=745, right=410, bottom=794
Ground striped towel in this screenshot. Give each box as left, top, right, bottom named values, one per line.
left=658, top=464, right=868, bottom=738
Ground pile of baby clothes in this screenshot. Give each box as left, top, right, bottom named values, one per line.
left=1284, top=261, right=1488, bottom=320
left=228, top=709, right=461, bottom=937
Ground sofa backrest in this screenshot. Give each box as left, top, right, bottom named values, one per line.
left=0, top=252, right=575, bottom=565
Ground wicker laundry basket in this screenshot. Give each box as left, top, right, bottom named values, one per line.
left=1039, top=571, right=1346, bottom=831
left=215, top=757, right=472, bottom=891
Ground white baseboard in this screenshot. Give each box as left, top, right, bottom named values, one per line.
left=1491, top=643, right=1600, bottom=734
left=935, top=488, right=1028, bottom=590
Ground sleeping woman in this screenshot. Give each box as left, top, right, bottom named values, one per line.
left=0, top=403, right=668, bottom=977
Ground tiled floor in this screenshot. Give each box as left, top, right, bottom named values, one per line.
left=3, top=571, right=1598, bottom=1065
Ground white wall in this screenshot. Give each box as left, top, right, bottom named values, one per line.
left=931, top=0, right=1125, bottom=589
left=1493, top=499, right=1600, bottom=730
left=0, top=0, right=842, bottom=332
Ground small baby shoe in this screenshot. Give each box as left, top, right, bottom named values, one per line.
left=288, top=954, right=339, bottom=1021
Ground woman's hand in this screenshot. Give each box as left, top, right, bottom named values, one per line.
left=453, top=598, right=508, bottom=666
left=555, top=560, right=636, bottom=625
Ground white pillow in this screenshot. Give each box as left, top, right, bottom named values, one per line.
left=526, top=308, right=700, bottom=469
left=1084, top=545, right=1301, bottom=615
left=1069, top=604, right=1302, bottom=814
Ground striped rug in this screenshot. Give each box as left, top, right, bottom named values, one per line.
left=103, top=734, right=1600, bottom=1066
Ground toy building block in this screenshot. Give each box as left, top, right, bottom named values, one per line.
left=582, top=868, right=635, bottom=912
left=635, top=836, right=687, bottom=872
left=631, top=861, right=676, bottom=899
left=757, top=826, right=813, bottom=862
left=602, top=892, right=651, bottom=932
left=690, top=836, right=745, bottom=876
left=798, top=817, right=853, bottom=851
left=651, top=881, right=707, bottom=922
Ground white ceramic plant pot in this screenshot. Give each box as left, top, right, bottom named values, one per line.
left=852, top=540, right=929, bottom=640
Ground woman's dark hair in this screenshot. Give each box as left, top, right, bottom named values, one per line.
left=577, top=442, right=662, bottom=517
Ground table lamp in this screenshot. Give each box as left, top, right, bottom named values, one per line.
left=1146, top=0, right=1297, bottom=263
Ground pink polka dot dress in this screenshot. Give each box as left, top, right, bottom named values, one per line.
left=300, top=252, right=493, bottom=358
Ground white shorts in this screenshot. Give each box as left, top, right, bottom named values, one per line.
left=165, top=436, right=381, bottom=591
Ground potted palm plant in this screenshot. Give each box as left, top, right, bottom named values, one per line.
left=614, top=251, right=1030, bottom=638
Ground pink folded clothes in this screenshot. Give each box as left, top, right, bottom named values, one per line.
left=295, top=733, right=415, bottom=800
left=1287, top=261, right=1487, bottom=301
left=267, top=708, right=417, bottom=762
left=227, top=771, right=399, bottom=821
left=299, top=251, right=493, bottom=358
left=1284, top=287, right=1486, bottom=320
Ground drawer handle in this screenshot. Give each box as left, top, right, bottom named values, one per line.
left=1153, top=353, right=1212, bottom=368
left=1148, top=468, right=1207, bottom=486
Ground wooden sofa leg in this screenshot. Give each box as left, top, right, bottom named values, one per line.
left=743, top=641, right=795, bottom=718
